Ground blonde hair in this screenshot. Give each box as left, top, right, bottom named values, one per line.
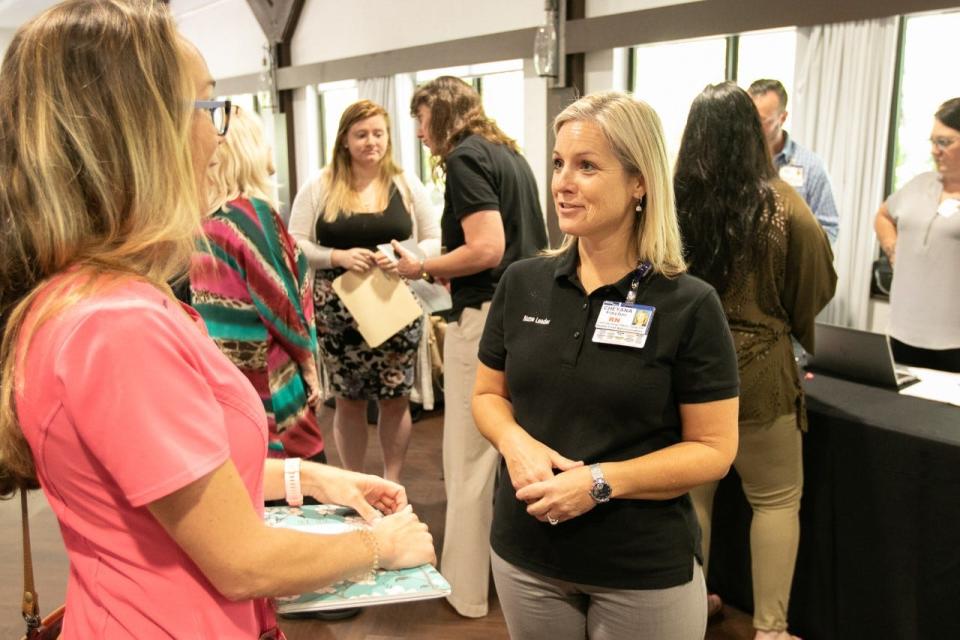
left=322, top=99, right=401, bottom=221
left=0, top=0, right=200, bottom=496
left=550, top=92, right=686, bottom=277
left=208, top=106, right=279, bottom=213
left=410, top=75, right=518, bottom=175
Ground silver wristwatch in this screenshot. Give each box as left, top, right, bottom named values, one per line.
left=588, top=463, right=612, bottom=503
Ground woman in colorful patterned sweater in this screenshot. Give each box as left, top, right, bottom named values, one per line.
left=191, top=106, right=325, bottom=461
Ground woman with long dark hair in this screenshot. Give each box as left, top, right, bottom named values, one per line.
left=675, top=82, right=836, bottom=640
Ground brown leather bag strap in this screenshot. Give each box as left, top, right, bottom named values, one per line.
left=21, top=490, right=41, bottom=632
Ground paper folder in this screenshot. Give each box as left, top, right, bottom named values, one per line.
left=331, top=268, right=423, bottom=348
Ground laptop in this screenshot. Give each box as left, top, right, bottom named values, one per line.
left=805, top=322, right=919, bottom=390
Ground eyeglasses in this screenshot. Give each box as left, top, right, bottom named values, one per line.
left=930, top=136, right=959, bottom=151
left=195, top=99, right=232, bottom=136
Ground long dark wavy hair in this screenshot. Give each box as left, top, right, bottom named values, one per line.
left=674, top=82, right=778, bottom=295
left=410, top=76, right=518, bottom=172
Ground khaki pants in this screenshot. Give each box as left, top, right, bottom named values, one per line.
left=492, top=550, right=707, bottom=640
left=691, top=413, right=803, bottom=632
left=440, top=303, right=499, bottom=618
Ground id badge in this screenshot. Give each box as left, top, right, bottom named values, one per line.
left=779, top=165, right=805, bottom=188
left=592, top=301, right=656, bottom=349
left=937, top=198, right=960, bottom=218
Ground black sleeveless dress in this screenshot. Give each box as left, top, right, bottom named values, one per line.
left=312, top=187, right=423, bottom=399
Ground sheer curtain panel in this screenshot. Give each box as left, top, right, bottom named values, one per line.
left=792, top=17, right=899, bottom=329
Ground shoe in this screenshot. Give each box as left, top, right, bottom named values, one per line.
left=278, top=607, right=362, bottom=621
left=707, top=593, right=723, bottom=618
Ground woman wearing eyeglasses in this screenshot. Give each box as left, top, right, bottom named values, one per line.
left=0, top=3, right=434, bottom=638
left=289, top=100, right=440, bottom=483
left=191, top=106, right=326, bottom=462
left=874, top=97, right=960, bottom=373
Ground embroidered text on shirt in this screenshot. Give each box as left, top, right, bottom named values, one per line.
left=522, top=315, right=551, bottom=325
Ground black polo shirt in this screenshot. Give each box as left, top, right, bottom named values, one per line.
left=478, top=249, right=739, bottom=589
left=443, top=134, right=547, bottom=320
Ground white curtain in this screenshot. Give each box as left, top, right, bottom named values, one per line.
left=358, top=74, right=418, bottom=173
left=792, top=17, right=899, bottom=329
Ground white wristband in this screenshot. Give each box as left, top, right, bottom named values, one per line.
left=284, top=457, right=303, bottom=507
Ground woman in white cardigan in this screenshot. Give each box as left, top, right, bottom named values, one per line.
left=289, top=99, right=440, bottom=482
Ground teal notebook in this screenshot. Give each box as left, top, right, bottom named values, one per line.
left=264, top=504, right=450, bottom=612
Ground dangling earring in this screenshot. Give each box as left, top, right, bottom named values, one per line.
left=635, top=201, right=643, bottom=214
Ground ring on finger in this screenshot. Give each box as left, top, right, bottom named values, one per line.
left=547, top=515, right=559, bottom=526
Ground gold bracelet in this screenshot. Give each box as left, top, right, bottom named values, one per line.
left=353, top=528, right=380, bottom=581
left=419, top=259, right=435, bottom=284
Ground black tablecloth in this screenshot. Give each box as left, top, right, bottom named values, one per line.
left=707, top=373, right=960, bottom=640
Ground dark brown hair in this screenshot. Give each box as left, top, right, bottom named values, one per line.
left=936, top=97, right=960, bottom=132
left=747, top=78, right=788, bottom=112
left=675, top=82, right=778, bottom=295
left=410, top=75, right=518, bottom=168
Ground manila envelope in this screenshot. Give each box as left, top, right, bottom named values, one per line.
left=331, top=268, right=423, bottom=348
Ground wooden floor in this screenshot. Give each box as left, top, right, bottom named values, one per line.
left=1, top=406, right=755, bottom=639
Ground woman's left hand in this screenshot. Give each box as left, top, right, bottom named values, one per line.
left=302, top=462, right=409, bottom=522
left=515, top=465, right=597, bottom=525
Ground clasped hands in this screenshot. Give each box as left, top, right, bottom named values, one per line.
left=499, top=430, right=597, bottom=526
left=331, top=247, right=397, bottom=275
left=301, top=462, right=436, bottom=568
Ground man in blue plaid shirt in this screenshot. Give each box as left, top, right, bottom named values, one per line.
left=750, top=78, right=840, bottom=243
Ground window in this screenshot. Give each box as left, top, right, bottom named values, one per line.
left=629, top=31, right=799, bottom=166
left=317, top=79, right=359, bottom=167
left=631, top=37, right=727, bottom=163
left=889, top=11, right=960, bottom=192
left=478, top=70, right=525, bottom=152
left=736, top=28, right=797, bottom=131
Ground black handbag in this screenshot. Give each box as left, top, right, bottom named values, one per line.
left=871, top=254, right=893, bottom=297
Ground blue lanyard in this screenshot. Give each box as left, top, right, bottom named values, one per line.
left=625, top=261, right=653, bottom=305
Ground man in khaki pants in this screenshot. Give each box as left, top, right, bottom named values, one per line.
left=396, top=76, right=547, bottom=617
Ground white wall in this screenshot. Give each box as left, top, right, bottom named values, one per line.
left=523, top=59, right=550, bottom=218
left=171, top=0, right=266, bottom=79
left=586, top=0, right=702, bottom=18
left=584, top=48, right=629, bottom=94
left=291, top=0, right=543, bottom=65
left=0, top=27, right=15, bottom=59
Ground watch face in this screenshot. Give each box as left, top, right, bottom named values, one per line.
left=590, top=481, right=612, bottom=503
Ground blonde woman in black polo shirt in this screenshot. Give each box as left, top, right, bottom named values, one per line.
left=472, top=92, right=740, bottom=640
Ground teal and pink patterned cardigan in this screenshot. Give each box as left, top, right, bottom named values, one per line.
left=190, top=196, right=324, bottom=459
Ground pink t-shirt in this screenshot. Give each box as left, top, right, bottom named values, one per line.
left=16, top=279, right=276, bottom=638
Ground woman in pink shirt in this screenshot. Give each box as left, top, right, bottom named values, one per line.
left=0, top=2, right=434, bottom=639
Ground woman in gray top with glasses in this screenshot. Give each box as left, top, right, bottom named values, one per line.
left=875, top=97, right=960, bottom=372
